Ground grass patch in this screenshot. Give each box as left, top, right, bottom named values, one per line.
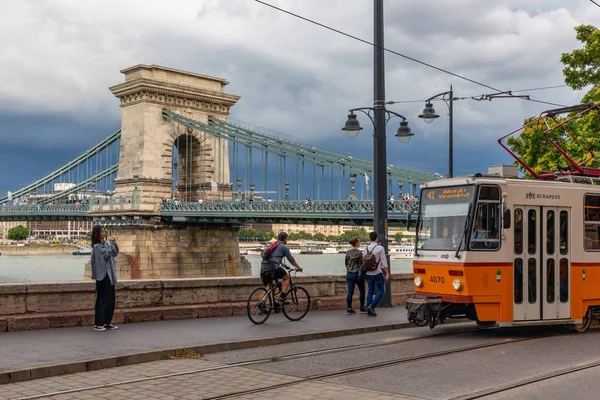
left=170, top=348, right=202, bottom=359
left=269, top=356, right=281, bottom=362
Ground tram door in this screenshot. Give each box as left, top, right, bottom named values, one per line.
left=513, top=206, right=571, bottom=321
left=542, top=207, right=571, bottom=320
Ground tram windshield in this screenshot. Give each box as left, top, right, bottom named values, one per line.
left=416, top=185, right=475, bottom=251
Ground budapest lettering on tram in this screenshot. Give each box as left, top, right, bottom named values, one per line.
left=406, top=102, right=600, bottom=332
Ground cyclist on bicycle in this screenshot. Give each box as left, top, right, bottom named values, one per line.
left=260, top=232, right=303, bottom=305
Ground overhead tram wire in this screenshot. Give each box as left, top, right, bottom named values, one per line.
left=386, top=84, right=572, bottom=106
left=590, top=0, right=600, bottom=8
left=254, top=0, right=567, bottom=108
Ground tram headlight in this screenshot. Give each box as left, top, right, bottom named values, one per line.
left=414, top=276, right=423, bottom=287
left=452, top=278, right=463, bottom=291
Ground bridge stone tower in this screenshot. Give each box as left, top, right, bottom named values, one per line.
left=110, top=64, right=239, bottom=206
left=87, top=65, right=250, bottom=280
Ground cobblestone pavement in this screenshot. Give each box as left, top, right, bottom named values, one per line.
left=0, top=358, right=417, bottom=400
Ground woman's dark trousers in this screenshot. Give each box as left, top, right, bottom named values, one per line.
left=346, top=272, right=365, bottom=309
left=95, top=275, right=115, bottom=326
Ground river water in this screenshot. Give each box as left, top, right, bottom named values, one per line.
left=0, top=254, right=413, bottom=284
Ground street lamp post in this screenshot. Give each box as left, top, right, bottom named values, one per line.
left=284, top=182, right=290, bottom=200
left=418, top=85, right=454, bottom=178
left=398, top=181, right=403, bottom=197
left=341, top=0, right=413, bottom=308
left=236, top=178, right=242, bottom=200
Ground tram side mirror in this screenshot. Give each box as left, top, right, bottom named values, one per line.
left=503, top=207, right=511, bottom=229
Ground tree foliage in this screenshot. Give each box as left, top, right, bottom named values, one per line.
left=394, top=232, right=404, bottom=243
left=507, top=25, right=600, bottom=175
left=7, top=225, right=29, bottom=241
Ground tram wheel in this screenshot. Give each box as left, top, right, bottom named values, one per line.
left=412, top=318, right=429, bottom=327
left=575, top=318, right=591, bottom=333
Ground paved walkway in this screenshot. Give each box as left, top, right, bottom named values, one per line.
left=1, top=358, right=419, bottom=400
left=1, top=308, right=409, bottom=374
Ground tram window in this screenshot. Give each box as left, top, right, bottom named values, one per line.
left=560, top=211, right=568, bottom=255
left=528, top=210, right=536, bottom=255
left=546, top=210, right=555, bottom=255
left=546, top=259, right=555, bottom=304
left=514, top=209, right=523, bottom=255
left=560, top=259, right=568, bottom=303
left=528, top=258, right=536, bottom=304
left=514, top=258, right=523, bottom=304
left=584, top=195, right=600, bottom=251
left=470, top=185, right=500, bottom=251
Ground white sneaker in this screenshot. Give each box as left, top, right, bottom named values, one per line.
left=94, top=325, right=106, bottom=331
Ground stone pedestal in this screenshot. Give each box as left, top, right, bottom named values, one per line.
left=85, top=225, right=251, bottom=280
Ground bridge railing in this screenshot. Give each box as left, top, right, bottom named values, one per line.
left=0, top=204, right=91, bottom=215
left=160, top=200, right=419, bottom=214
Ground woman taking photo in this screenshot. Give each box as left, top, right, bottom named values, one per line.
left=91, top=225, right=119, bottom=331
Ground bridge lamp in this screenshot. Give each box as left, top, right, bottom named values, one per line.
left=350, top=174, right=357, bottom=199
left=284, top=182, right=290, bottom=201
left=250, top=184, right=255, bottom=197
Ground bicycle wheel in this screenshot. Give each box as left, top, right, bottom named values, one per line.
left=247, top=287, right=272, bottom=325
left=282, top=286, right=310, bottom=321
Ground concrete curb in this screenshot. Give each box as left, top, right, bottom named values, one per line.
left=0, top=321, right=415, bottom=384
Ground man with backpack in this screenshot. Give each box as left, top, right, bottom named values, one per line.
left=363, top=231, right=390, bottom=316
left=260, top=232, right=303, bottom=305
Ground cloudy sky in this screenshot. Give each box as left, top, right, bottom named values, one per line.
left=1, top=0, right=599, bottom=195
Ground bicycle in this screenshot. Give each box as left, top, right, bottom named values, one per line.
left=247, top=266, right=311, bottom=324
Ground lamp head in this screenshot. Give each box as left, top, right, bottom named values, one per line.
left=350, top=174, right=357, bottom=184
left=284, top=181, right=290, bottom=190
left=418, top=102, right=440, bottom=124
left=342, top=113, right=363, bottom=139
left=395, top=120, right=414, bottom=144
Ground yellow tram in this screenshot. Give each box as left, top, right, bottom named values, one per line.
left=406, top=103, right=600, bottom=332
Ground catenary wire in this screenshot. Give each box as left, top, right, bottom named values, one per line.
left=590, top=0, right=600, bottom=9
left=254, top=1, right=566, bottom=108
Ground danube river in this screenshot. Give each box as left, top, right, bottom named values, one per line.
left=0, top=254, right=413, bottom=284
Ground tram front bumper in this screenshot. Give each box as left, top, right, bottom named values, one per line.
left=405, top=295, right=443, bottom=327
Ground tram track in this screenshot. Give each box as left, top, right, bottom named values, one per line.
left=14, top=325, right=492, bottom=400
left=450, top=359, right=600, bottom=400
left=201, top=334, right=552, bottom=400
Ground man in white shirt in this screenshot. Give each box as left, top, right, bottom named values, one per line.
left=363, top=231, right=390, bottom=316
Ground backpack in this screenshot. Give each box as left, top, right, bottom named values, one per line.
left=261, top=242, right=280, bottom=260
left=363, top=245, right=380, bottom=271
left=346, top=250, right=363, bottom=274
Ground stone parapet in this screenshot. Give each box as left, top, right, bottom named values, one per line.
left=0, top=274, right=413, bottom=332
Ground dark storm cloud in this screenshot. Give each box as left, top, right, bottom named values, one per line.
left=0, top=0, right=598, bottom=195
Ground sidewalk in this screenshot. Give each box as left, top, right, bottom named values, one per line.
left=1, top=307, right=412, bottom=382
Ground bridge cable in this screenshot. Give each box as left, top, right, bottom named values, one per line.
left=254, top=0, right=566, bottom=108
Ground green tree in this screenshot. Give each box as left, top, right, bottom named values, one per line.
left=394, top=232, right=404, bottom=243
left=8, top=225, right=29, bottom=241
left=313, top=233, right=326, bottom=241
left=507, top=25, right=600, bottom=175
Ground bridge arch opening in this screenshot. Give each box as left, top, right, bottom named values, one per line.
left=171, top=133, right=206, bottom=202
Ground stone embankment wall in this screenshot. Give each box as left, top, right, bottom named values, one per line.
left=0, top=274, right=413, bottom=332
left=0, top=245, right=78, bottom=256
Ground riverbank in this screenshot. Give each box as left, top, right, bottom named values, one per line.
left=0, top=245, right=78, bottom=256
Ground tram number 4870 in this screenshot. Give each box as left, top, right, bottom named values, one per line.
left=430, top=276, right=445, bottom=284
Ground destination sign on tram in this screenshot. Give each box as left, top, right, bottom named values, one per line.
left=423, top=186, right=474, bottom=204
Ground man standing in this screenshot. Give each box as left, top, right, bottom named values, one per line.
left=363, top=231, right=390, bottom=316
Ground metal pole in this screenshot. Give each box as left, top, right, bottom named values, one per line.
left=373, top=0, right=392, bottom=308
left=449, top=85, right=454, bottom=178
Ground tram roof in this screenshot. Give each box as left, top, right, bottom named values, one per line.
left=421, top=174, right=600, bottom=191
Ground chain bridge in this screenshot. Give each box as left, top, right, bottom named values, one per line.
left=0, top=65, right=439, bottom=279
